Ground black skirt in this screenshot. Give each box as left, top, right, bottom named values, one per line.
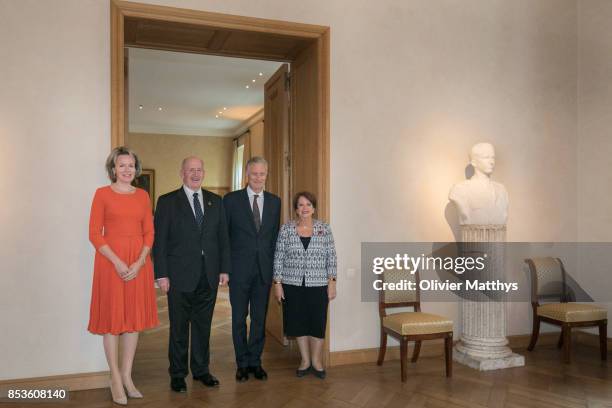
left=282, top=282, right=328, bottom=339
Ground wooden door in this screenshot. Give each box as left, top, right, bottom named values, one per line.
left=263, top=63, right=290, bottom=345
left=290, top=40, right=331, bottom=365
left=290, top=41, right=327, bottom=218
left=263, top=41, right=330, bottom=360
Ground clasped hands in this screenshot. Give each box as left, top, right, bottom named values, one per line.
left=114, top=259, right=144, bottom=282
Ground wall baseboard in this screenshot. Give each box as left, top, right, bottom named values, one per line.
left=0, top=371, right=109, bottom=392
left=329, top=331, right=610, bottom=367
left=1, top=332, right=608, bottom=390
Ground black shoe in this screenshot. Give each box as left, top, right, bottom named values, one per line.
left=170, top=377, right=187, bottom=393
left=193, top=373, right=220, bottom=387
left=311, top=367, right=326, bottom=379
left=235, top=367, right=249, bottom=382
left=296, top=366, right=311, bottom=378
left=248, top=366, right=268, bottom=380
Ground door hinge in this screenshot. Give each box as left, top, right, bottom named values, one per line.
left=284, top=72, right=291, bottom=92
left=285, top=154, right=291, bottom=171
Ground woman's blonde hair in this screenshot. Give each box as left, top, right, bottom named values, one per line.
left=105, top=146, right=142, bottom=182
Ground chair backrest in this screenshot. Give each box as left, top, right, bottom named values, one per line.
left=378, top=268, right=420, bottom=316
left=524, top=257, right=567, bottom=304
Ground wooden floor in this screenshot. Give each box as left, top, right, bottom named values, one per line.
left=25, top=291, right=612, bottom=407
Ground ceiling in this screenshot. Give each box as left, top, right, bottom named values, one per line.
left=128, top=48, right=283, bottom=137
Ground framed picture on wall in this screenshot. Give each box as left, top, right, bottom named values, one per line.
left=133, top=169, right=155, bottom=210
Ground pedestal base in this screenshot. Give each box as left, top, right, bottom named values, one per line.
left=453, top=348, right=525, bottom=371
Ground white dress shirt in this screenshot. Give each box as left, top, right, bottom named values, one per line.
left=246, top=185, right=264, bottom=223
left=183, top=185, right=204, bottom=217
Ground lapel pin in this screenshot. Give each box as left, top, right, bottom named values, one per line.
left=207, top=201, right=212, bottom=207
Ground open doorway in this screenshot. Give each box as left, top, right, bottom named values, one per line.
left=111, top=0, right=330, bottom=371
left=124, top=46, right=297, bottom=374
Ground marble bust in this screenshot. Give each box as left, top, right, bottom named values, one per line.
left=449, top=143, right=508, bottom=226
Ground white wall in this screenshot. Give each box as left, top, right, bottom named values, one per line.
left=1, top=0, right=605, bottom=380
left=0, top=0, right=110, bottom=379
left=577, top=0, right=612, bottom=335
left=578, top=0, right=612, bottom=241
left=326, top=0, right=579, bottom=350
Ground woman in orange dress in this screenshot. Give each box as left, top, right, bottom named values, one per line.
left=88, top=146, right=159, bottom=405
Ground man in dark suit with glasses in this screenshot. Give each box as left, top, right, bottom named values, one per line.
left=154, top=156, right=231, bottom=393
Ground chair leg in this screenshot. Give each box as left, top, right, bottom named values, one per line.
left=600, top=321, right=608, bottom=361
left=400, top=338, right=408, bottom=382
left=562, top=324, right=571, bottom=364
left=527, top=316, right=540, bottom=351
left=557, top=330, right=564, bottom=349
left=411, top=340, right=421, bottom=363
left=445, top=334, right=453, bottom=378
left=377, top=328, right=387, bottom=366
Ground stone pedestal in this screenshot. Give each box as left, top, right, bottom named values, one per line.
left=453, top=225, right=524, bottom=371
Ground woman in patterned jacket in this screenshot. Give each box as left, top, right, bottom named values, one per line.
left=273, top=191, right=337, bottom=379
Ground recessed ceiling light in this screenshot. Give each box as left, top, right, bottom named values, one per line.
left=158, top=107, right=163, bottom=111
left=252, top=79, right=256, bottom=83
left=223, top=107, right=227, bottom=110
left=138, top=105, right=143, bottom=110
left=218, top=111, right=223, bottom=114
left=259, top=72, right=263, bottom=76
left=216, top=115, right=219, bottom=118
left=245, top=85, right=250, bottom=89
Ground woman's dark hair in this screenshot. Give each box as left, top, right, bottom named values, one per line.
left=293, top=191, right=317, bottom=211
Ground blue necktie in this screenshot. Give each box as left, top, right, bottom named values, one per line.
left=193, top=192, right=204, bottom=228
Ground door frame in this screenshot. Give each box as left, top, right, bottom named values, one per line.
left=109, top=0, right=331, bottom=363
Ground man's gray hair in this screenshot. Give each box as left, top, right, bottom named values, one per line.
left=246, top=156, right=268, bottom=171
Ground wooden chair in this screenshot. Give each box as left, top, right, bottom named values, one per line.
left=377, top=269, right=453, bottom=381
left=525, top=257, right=607, bottom=363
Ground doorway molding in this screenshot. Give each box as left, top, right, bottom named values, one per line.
left=110, top=0, right=331, bottom=363
left=111, top=0, right=329, bottom=220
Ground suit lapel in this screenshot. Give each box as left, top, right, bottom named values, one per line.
left=177, top=187, right=196, bottom=222
left=200, top=189, right=215, bottom=235
left=241, top=188, right=258, bottom=233
left=261, top=191, right=273, bottom=232
left=177, top=187, right=203, bottom=233
left=310, top=219, right=324, bottom=245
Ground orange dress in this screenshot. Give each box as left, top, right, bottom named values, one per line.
left=88, top=186, right=159, bottom=335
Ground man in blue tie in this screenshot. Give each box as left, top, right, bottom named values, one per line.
left=223, top=157, right=281, bottom=382
left=154, top=156, right=231, bottom=393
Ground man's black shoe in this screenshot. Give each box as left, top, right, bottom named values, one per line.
left=193, top=373, right=220, bottom=387
left=235, top=367, right=249, bottom=382
left=170, top=377, right=187, bottom=393
left=248, top=366, right=268, bottom=380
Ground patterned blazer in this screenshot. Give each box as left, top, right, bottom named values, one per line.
left=273, top=219, right=337, bottom=287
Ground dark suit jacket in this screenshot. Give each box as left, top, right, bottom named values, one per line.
left=223, top=189, right=281, bottom=284
left=153, top=187, right=231, bottom=292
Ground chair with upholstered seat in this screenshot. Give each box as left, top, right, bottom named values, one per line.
left=377, top=269, right=453, bottom=381
left=525, top=257, right=607, bottom=363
